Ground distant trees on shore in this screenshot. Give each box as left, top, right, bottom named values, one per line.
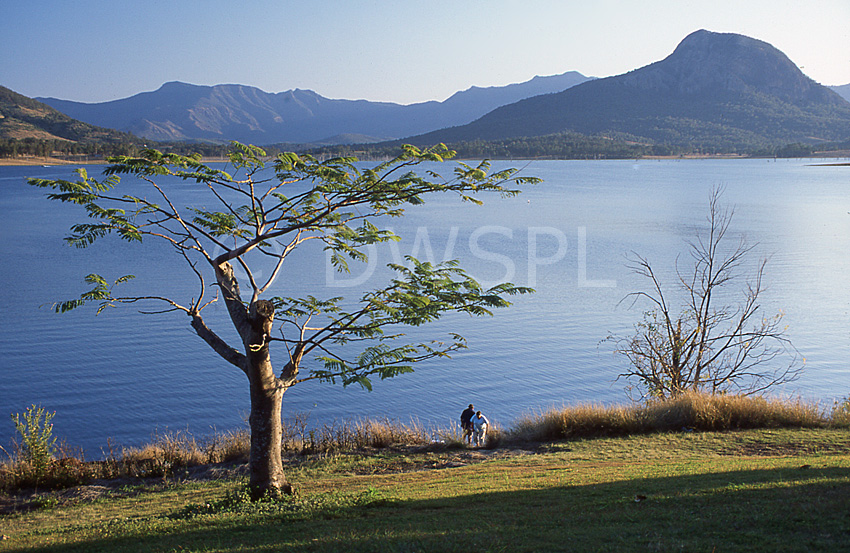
left=0, top=139, right=234, bottom=161
left=2, top=135, right=847, bottom=161
left=0, top=138, right=141, bottom=160
left=306, top=134, right=850, bottom=161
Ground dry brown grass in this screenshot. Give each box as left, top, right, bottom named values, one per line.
left=0, top=417, right=456, bottom=493
left=2, top=395, right=847, bottom=494
left=509, top=402, right=643, bottom=442
left=642, top=393, right=826, bottom=431
left=506, top=392, right=840, bottom=444
left=114, top=428, right=251, bottom=478
left=0, top=429, right=252, bottom=493
left=282, top=416, right=453, bottom=453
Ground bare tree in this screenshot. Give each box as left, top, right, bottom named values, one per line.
left=609, top=189, right=802, bottom=400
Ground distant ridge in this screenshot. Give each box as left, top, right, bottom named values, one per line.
left=37, top=72, right=591, bottom=145
left=0, top=85, right=137, bottom=143
left=831, top=83, right=850, bottom=104
left=407, top=30, right=850, bottom=149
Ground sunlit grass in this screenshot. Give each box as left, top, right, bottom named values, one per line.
left=2, top=393, right=847, bottom=496
left=3, top=428, right=849, bottom=552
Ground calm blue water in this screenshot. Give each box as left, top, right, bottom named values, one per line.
left=2, top=159, right=849, bottom=456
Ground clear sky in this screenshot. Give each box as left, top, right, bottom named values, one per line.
left=2, top=0, right=849, bottom=104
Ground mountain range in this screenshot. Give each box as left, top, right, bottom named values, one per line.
left=408, top=30, right=850, bottom=150
left=7, top=30, right=850, bottom=154
left=36, top=72, right=591, bottom=145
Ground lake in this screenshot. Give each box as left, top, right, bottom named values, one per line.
left=1, top=158, right=849, bottom=456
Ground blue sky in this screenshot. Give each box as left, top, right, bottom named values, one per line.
left=3, top=0, right=849, bottom=104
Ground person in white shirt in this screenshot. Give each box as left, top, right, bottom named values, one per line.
left=471, top=410, right=490, bottom=447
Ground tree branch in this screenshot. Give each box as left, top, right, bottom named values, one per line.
left=190, top=313, right=248, bottom=374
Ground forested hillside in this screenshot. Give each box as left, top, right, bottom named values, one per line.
left=0, top=86, right=142, bottom=158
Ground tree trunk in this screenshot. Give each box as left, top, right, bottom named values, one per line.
left=244, top=298, right=291, bottom=499
left=247, top=361, right=289, bottom=499
left=213, top=262, right=291, bottom=499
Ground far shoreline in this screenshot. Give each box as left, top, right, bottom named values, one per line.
left=0, top=156, right=230, bottom=167
left=2, top=154, right=849, bottom=167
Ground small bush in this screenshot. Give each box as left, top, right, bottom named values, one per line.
left=11, top=404, right=57, bottom=479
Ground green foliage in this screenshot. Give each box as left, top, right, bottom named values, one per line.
left=307, top=132, right=659, bottom=161
left=11, top=404, right=57, bottom=479
left=32, top=494, right=60, bottom=510
left=774, top=142, right=815, bottom=158
left=190, top=208, right=252, bottom=239
left=29, top=168, right=145, bottom=248
left=29, top=141, right=539, bottom=390
left=51, top=273, right=135, bottom=314
left=275, top=257, right=532, bottom=390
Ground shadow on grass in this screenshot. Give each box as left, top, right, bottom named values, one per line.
left=10, top=465, right=850, bottom=553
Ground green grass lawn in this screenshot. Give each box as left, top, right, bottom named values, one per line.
left=2, top=428, right=849, bottom=552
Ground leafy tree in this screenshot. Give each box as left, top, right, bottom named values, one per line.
left=608, top=189, right=802, bottom=400
left=29, top=142, right=538, bottom=498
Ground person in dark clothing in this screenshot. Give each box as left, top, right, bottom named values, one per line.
left=460, top=404, right=475, bottom=444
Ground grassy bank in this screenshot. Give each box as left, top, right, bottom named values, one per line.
left=2, top=394, right=849, bottom=551
left=2, top=426, right=849, bottom=552
left=4, top=394, right=846, bottom=495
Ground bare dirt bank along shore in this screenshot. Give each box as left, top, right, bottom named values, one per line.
left=0, top=156, right=92, bottom=166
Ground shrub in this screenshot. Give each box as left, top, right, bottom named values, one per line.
left=11, top=404, right=57, bottom=479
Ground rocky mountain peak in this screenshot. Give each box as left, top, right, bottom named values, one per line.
left=619, top=29, right=838, bottom=105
